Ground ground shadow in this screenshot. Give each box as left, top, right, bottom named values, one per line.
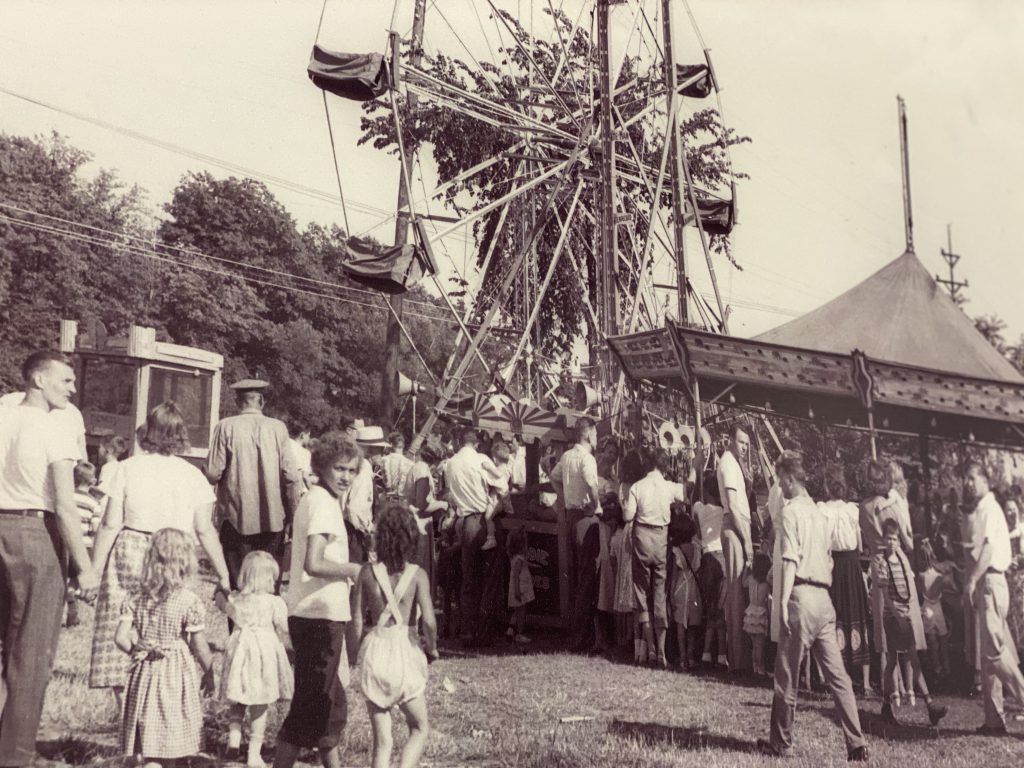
left=37, top=737, right=121, bottom=766
left=807, top=705, right=1024, bottom=743
left=609, top=719, right=755, bottom=754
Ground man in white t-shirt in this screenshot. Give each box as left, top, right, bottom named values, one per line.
left=963, top=462, right=1024, bottom=736
left=717, top=423, right=753, bottom=673
left=0, top=389, right=87, bottom=461
left=0, top=352, right=100, bottom=766
left=278, top=434, right=363, bottom=768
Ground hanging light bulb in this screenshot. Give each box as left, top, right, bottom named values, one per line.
left=968, top=432, right=976, bottom=443
left=729, top=392, right=736, bottom=404
left=765, top=400, right=772, bottom=411
left=882, top=418, right=890, bottom=428
left=930, top=417, right=937, bottom=429
left=808, top=406, right=815, bottom=419
left=845, top=418, right=853, bottom=427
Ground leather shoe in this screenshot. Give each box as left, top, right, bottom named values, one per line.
left=847, top=746, right=868, bottom=762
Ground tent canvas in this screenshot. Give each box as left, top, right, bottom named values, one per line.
left=755, top=250, right=1023, bottom=383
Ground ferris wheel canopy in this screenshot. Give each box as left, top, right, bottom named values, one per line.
left=308, top=45, right=389, bottom=102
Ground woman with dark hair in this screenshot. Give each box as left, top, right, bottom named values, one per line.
left=89, top=401, right=231, bottom=711
left=819, top=464, right=872, bottom=693
left=351, top=505, right=438, bottom=768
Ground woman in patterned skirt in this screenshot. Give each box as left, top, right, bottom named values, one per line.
left=90, top=402, right=230, bottom=711
left=820, top=464, right=872, bottom=693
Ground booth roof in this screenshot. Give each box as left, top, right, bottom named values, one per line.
left=755, top=250, right=1023, bottom=384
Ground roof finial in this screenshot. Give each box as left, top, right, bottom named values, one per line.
left=898, top=95, right=914, bottom=253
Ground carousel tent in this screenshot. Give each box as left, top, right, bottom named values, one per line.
left=756, top=250, right=1023, bottom=383
left=608, top=250, right=1024, bottom=448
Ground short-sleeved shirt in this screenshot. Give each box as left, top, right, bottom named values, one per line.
left=74, top=489, right=102, bottom=545
left=286, top=485, right=351, bottom=622
left=781, top=494, right=835, bottom=587
left=859, top=494, right=902, bottom=554
left=819, top=500, right=860, bottom=552
left=976, top=491, right=1013, bottom=572
left=0, top=392, right=87, bottom=461
left=0, top=405, right=79, bottom=512
left=107, top=452, right=216, bottom=534
left=445, top=445, right=506, bottom=516
left=550, top=444, right=599, bottom=510
left=624, top=469, right=687, bottom=527
left=694, top=501, right=724, bottom=553
left=382, top=451, right=414, bottom=496
left=716, top=450, right=749, bottom=523
left=207, top=412, right=299, bottom=536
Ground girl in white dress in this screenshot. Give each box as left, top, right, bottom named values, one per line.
left=352, top=506, right=439, bottom=768
left=217, top=551, right=294, bottom=767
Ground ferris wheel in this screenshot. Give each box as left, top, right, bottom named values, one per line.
left=309, top=0, right=743, bottom=433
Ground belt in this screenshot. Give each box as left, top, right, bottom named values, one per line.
left=0, top=508, right=47, bottom=519
left=124, top=526, right=154, bottom=535
left=985, top=568, right=1005, bottom=576
left=794, top=578, right=830, bottom=590
left=634, top=520, right=668, bottom=529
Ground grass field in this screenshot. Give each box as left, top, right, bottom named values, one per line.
left=37, top=598, right=1024, bottom=768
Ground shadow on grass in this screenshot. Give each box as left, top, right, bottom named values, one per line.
left=609, top=718, right=755, bottom=754
left=807, top=705, right=1024, bottom=743
left=37, top=736, right=122, bottom=766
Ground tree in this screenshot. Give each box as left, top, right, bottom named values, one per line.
left=359, top=7, right=748, bottom=362
left=0, top=132, right=157, bottom=392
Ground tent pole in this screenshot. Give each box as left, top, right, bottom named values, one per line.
left=867, top=408, right=878, bottom=461
left=919, top=431, right=931, bottom=538
left=693, top=378, right=704, bottom=499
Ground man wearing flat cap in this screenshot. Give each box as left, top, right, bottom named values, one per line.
left=206, top=378, right=303, bottom=588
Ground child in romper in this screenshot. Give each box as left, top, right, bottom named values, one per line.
left=351, top=505, right=438, bottom=768
left=217, top=551, right=294, bottom=767
left=507, top=528, right=535, bottom=643
left=743, top=553, right=772, bottom=676
left=115, top=528, right=214, bottom=768
left=916, top=540, right=952, bottom=680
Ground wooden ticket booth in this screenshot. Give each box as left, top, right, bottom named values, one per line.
left=60, top=319, right=223, bottom=466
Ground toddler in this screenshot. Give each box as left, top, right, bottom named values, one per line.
left=217, top=551, right=294, bottom=767
left=351, top=506, right=438, bottom=768
left=916, top=540, right=951, bottom=680
left=669, top=514, right=702, bottom=671
left=68, top=461, right=102, bottom=627
left=115, top=529, right=215, bottom=767
left=483, top=441, right=514, bottom=551
left=743, top=553, right=772, bottom=676
left=506, top=528, right=535, bottom=643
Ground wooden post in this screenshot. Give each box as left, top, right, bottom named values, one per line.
left=693, top=378, right=704, bottom=499
left=919, top=431, right=932, bottom=538
left=381, top=0, right=427, bottom=428
left=596, top=0, right=619, bottom=391
left=660, top=0, right=690, bottom=324
left=867, top=408, right=878, bottom=461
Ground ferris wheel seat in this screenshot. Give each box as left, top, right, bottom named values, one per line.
left=308, top=45, right=390, bottom=102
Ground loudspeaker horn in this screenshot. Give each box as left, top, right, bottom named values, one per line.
left=396, top=371, right=426, bottom=397
left=573, top=381, right=601, bottom=411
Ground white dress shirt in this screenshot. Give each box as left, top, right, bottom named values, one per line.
left=976, top=491, right=1013, bottom=572
left=444, top=445, right=506, bottom=516
left=716, top=450, right=749, bottom=523
left=623, top=469, right=687, bottom=527
left=550, top=443, right=599, bottom=510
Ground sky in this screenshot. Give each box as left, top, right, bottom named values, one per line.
left=2, top=0, right=1023, bottom=345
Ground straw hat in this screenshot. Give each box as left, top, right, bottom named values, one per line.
left=355, top=425, right=389, bottom=448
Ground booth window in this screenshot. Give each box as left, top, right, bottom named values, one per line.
left=78, top=357, right=135, bottom=416
left=147, top=367, right=213, bottom=450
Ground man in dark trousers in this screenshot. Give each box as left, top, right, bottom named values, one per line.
left=0, top=351, right=99, bottom=766
left=207, top=378, right=302, bottom=588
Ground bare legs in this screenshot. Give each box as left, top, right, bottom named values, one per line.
left=367, top=697, right=430, bottom=768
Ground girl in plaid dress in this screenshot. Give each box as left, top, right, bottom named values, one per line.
left=115, top=529, right=215, bottom=766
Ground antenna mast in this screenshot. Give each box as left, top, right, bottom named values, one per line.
left=937, top=223, right=968, bottom=303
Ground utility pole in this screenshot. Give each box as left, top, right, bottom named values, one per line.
left=596, top=0, right=619, bottom=392
left=381, top=0, right=427, bottom=428
left=936, top=223, right=968, bottom=304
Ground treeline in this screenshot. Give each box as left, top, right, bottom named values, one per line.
left=0, top=131, right=455, bottom=433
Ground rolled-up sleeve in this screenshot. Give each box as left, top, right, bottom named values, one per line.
left=780, top=508, right=800, bottom=564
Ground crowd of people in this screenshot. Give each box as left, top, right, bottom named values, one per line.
left=2, top=350, right=1024, bottom=767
